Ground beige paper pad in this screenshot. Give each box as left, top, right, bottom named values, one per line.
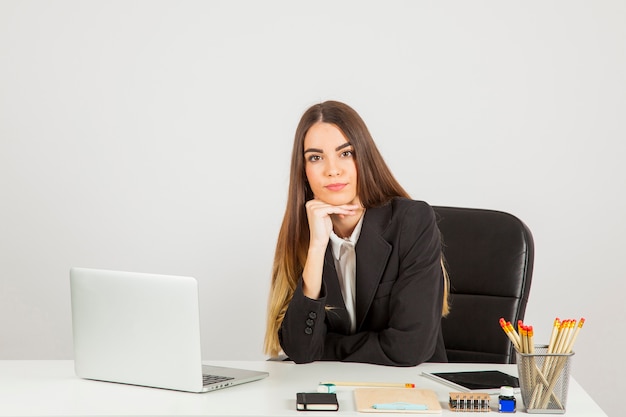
left=354, top=388, right=442, bottom=414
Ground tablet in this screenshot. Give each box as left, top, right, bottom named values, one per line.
left=421, top=370, right=520, bottom=394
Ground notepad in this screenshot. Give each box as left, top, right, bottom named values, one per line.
left=354, top=388, right=442, bottom=414
left=297, top=392, right=339, bottom=411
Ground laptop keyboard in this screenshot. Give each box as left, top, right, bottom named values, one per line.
left=203, top=374, right=235, bottom=386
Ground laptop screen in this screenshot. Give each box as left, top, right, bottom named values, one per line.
left=70, top=267, right=208, bottom=392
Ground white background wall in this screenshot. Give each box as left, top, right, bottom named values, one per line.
left=1, top=1, right=623, bottom=415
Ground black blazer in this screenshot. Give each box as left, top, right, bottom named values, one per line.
left=279, top=198, right=447, bottom=366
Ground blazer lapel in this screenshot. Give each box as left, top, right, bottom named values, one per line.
left=354, top=204, right=392, bottom=331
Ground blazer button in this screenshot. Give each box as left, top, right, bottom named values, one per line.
left=304, top=327, right=313, bottom=335
left=306, top=318, right=314, bottom=326
left=308, top=311, right=317, bottom=319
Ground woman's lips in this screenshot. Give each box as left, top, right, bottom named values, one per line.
left=325, top=183, right=347, bottom=191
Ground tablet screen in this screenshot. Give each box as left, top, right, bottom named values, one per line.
left=425, top=370, right=519, bottom=391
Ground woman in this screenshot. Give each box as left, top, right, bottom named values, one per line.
left=264, top=101, right=449, bottom=366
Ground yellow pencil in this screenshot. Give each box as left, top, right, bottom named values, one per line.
left=528, top=326, right=535, bottom=355
left=546, top=318, right=560, bottom=353
left=564, top=318, right=585, bottom=353
left=499, top=318, right=521, bottom=351
left=320, top=381, right=415, bottom=388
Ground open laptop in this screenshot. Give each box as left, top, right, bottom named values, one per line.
left=70, top=267, right=269, bottom=393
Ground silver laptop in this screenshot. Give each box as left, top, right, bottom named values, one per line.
left=70, top=267, right=268, bottom=393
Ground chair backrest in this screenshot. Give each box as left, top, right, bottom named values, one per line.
left=433, top=206, right=534, bottom=364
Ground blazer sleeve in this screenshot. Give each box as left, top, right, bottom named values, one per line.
left=278, top=278, right=329, bottom=363
left=321, top=202, right=445, bottom=366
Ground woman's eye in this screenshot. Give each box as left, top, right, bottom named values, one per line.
left=341, top=150, right=354, bottom=158
left=307, top=155, right=322, bottom=162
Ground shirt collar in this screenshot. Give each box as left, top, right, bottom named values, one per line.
left=329, top=211, right=365, bottom=261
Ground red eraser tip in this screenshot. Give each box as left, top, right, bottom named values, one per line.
left=406, top=383, right=415, bottom=388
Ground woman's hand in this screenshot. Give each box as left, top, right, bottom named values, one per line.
left=301, top=199, right=360, bottom=299
left=305, top=199, right=360, bottom=249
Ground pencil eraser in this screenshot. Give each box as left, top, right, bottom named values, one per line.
left=317, top=383, right=336, bottom=393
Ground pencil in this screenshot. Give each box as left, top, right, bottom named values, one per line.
left=499, top=318, right=521, bottom=351
left=506, top=320, right=522, bottom=349
left=546, top=318, right=560, bottom=353
left=549, top=320, right=565, bottom=354
left=564, top=318, right=585, bottom=354
left=520, top=324, right=529, bottom=353
left=528, top=326, right=535, bottom=355
left=319, top=381, right=415, bottom=388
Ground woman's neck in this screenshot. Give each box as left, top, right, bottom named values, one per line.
left=331, top=208, right=365, bottom=239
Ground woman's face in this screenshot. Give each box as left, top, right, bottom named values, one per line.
left=303, top=122, right=360, bottom=206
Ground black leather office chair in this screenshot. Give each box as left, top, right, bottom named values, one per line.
left=433, top=206, right=534, bottom=364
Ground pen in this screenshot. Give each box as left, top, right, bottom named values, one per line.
left=319, top=381, right=415, bottom=388
left=372, top=402, right=428, bottom=410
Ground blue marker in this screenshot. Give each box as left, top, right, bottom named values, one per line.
left=372, top=402, right=428, bottom=410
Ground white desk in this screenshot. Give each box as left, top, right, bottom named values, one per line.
left=0, top=360, right=606, bottom=416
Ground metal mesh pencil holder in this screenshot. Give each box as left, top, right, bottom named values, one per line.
left=516, top=345, right=574, bottom=414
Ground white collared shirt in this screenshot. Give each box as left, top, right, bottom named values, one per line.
left=329, top=213, right=365, bottom=334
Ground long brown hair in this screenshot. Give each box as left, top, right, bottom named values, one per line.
left=264, top=101, right=449, bottom=357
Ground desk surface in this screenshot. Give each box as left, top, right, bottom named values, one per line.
left=0, top=360, right=606, bottom=416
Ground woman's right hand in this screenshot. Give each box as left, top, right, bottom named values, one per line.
left=305, top=199, right=359, bottom=249
left=301, top=199, right=359, bottom=299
